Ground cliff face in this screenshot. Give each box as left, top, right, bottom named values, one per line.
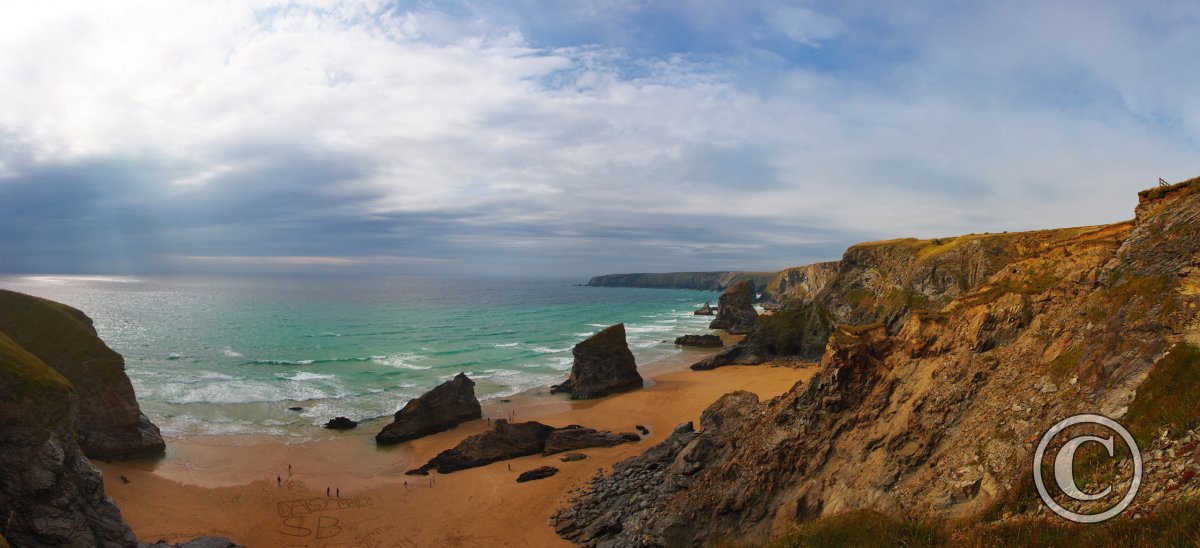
left=0, top=331, right=138, bottom=547
left=760, top=261, right=839, bottom=309
left=560, top=184, right=1200, bottom=545
left=0, top=290, right=164, bottom=459
left=585, top=271, right=776, bottom=292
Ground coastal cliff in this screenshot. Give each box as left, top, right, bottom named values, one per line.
left=585, top=271, right=776, bottom=292
left=0, top=291, right=164, bottom=459
left=558, top=179, right=1200, bottom=545
left=0, top=332, right=138, bottom=546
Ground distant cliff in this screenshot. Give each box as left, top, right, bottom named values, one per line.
left=585, top=271, right=777, bottom=292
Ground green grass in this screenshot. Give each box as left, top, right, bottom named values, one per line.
left=1138, top=176, right=1200, bottom=201
left=1124, top=343, right=1200, bottom=447
left=770, top=499, right=1200, bottom=547
left=767, top=509, right=941, bottom=548
left=0, top=331, right=73, bottom=400
left=0, top=289, right=125, bottom=384
left=752, top=304, right=834, bottom=356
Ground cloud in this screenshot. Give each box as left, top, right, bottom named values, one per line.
left=0, top=1, right=1197, bottom=278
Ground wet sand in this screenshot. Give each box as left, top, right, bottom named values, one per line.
left=98, top=349, right=816, bottom=547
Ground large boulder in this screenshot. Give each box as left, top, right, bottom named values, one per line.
left=674, top=334, right=722, bottom=348
left=543, top=425, right=640, bottom=455
left=408, top=420, right=640, bottom=475
left=516, top=466, right=559, bottom=483
left=375, top=373, right=482, bottom=445
left=707, top=281, right=758, bottom=334
left=550, top=324, right=643, bottom=400
left=408, top=419, right=554, bottom=474
left=0, top=290, right=165, bottom=459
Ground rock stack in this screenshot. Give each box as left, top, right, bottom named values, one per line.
left=707, top=281, right=758, bottom=334
left=550, top=324, right=643, bottom=400
left=376, top=373, right=482, bottom=445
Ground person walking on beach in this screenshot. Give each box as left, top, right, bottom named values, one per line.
left=336, top=488, right=340, bottom=498
left=404, top=481, right=408, bottom=490
left=326, top=487, right=330, bottom=497
left=277, top=476, right=281, bottom=487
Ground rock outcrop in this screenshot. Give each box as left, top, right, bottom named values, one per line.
left=543, top=426, right=639, bottom=455
left=586, top=272, right=776, bottom=291
left=408, top=420, right=638, bottom=475
left=0, top=331, right=139, bottom=547
left=550, top=324, right=643, bottom=400
left=516, top=466, right=559, bottom=483
left=760, top=261, right=839, bottom=310
left=0, top=290, right=164, bottom=459
left=707, top=280, right=758, bottom=334
left=673, top=334, right=722, bottom=348
left=558, top=182, right=1200, bottom=545
left=324, top=417, right=358, bottom=430
left=693, top=302, right=714, bottom=315
left=375, top=373, right=481, bottom=445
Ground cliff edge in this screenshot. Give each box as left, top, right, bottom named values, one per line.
left=0, top=290, right=164, bottom=459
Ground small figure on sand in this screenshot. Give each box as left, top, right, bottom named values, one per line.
left=507, top=463, right=512, bottom=472
left=326, top=487, right=330, bottom=497
left=429, top=478, right=433, bottom=487
left=404, top=481, right=408, bottom=490
left=336, top=488, right=340, bottom=498
left=277, top=476, right=281, bottom=486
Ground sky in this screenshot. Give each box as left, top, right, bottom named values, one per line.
left=0, top=0, right=1197, bottom=279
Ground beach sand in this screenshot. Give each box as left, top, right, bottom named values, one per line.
left=97, top=349, right=816, bottom=547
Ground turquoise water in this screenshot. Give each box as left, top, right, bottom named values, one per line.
left=0, top=275, right=720, bottom=437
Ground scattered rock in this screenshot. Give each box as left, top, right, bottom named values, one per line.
left=693, top=302, right=714, bottom=315
left=673, top=334, right=722, bottom=348
left=287, top=406, right=303, bottom=411
left=376, top=373, right=482, bottom=445
left=560, top=453, right=588, bottom=462
left=324, top=417, right=358, bottom=430
left=635, top=425, right=649, bottom=435
left=550, top=324, right=643, bottom=400
left=517, top=466, right=559, bottom=483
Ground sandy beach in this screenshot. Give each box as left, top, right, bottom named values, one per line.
left=96, top=348, right=816, bottom=547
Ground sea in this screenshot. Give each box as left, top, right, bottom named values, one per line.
left=0, top=275, right=722, bottom=438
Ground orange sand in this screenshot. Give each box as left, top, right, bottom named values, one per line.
left=98, top=356, right=814, bottom=547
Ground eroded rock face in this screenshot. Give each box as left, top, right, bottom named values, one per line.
left=0, top=331, right=138, bottom=548
left=551, top=324, right=643, bottom=400
left=408, top=420, right=638, bottom=475
left=376, top=373, right=481, bottom=445
left=0, top=290, right=164, bottom=460
left=559, top=187, right=1200, bottom=545
left=708, top=281, right=758, bottom=334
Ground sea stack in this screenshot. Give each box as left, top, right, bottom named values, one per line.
left=0, top=290, right=165, bottom=459
left=707, top=280, right=758, bottom=334
left=550, top=323, right=643, bottom=400
left=376, top=372, right=482, bottom=445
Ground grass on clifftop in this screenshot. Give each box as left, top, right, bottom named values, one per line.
left=768, top=500, right=1200, bottom=547
left=0, top=331, right=73, bottom=400
left=0, top=289, right=124, bottom=383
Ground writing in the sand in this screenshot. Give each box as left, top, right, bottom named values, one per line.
left=277, top=496, right=372, bottom=545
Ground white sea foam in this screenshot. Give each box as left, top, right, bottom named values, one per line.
left=372, top=354, right=431, bottom=370
left=494, top=342, right=520, bottom=348
left=223, top=346, right=244, bottom=358
left=167, top=353, right=183, bottom=360
left=624, top=324, right=673, bottom=334
left=285, top=372, right=336, bottom=382
left=530, top=346, right=570, bottom=354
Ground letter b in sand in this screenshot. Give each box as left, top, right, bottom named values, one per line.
left=316, top=516, right=342, bottom=539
